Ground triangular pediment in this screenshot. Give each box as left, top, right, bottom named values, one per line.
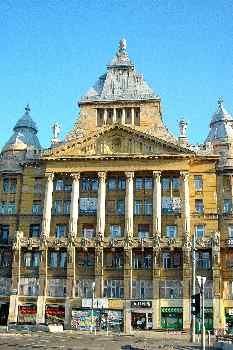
left=43, top=124, right=194, bottom=159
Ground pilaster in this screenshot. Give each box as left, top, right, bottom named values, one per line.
left=125, top=172, right=134, bottom=237
left=96, top=172, right=106, bottom=237
left=41, top=173, right=54, bottom=237
left=69, top=173, right=80, bottom=237
left=153, top=171, right=161, bottom=235
left=124, top=248, right=132, bottom=299
left=95, top=248, right=103, bottom=298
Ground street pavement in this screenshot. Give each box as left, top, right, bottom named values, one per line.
left=0, top=331, right=209, bottom=350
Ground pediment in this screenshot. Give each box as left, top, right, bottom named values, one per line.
left=43, top=124, right=193, bottom=159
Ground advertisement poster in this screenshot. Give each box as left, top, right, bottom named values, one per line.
left=18, top=304, right=37, bottom=324
left=45, top=305, right=65, bottom=325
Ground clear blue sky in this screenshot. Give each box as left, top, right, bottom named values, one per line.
left=0, top=0, right=232, bottom=149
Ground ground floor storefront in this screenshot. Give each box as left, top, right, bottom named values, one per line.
left=0, top=302, right=9, bottom=325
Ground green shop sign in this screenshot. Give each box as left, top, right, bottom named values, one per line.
left=161, top=307, right=183, bottom=313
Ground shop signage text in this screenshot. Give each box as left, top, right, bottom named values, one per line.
left=82, top=298, right=108, bottom=309
left=131, top=301, right=152, bottom=308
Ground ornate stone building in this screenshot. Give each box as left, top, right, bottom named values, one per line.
left=0, top=39, right=232, bottom=333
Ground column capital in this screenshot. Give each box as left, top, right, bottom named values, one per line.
left=45, top=172, right=54, bottom=181
left=153, top=170, right=161, bottom=179
left=70, top=172, right=80, bottom=181
left=98, top=171, right=106, bottom=181
left=180, top=171, right=189, bottom=180
left=125, top=171, right=134, bottom=180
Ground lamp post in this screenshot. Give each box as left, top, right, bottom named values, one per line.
left=191, top=232, right=196, bottom=343
left=91, top=281, right=96, bottom=334
left=197, top=275, right=206, bottom=350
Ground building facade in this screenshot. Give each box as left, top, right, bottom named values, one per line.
left=0, top=39, right=233, bottom=333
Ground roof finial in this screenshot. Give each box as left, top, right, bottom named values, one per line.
left=25, top=104, right=31, bottom=113
left=119, top=38, right=127, bottom=51
left=218, top=97, right=224, bottom=109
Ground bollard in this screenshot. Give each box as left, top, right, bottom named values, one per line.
left=208, top=331, right=211, bottom=348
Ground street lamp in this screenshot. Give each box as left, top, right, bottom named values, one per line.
left=191, top=232, right=196, bottom=343
left=197, top=275, right=206, bottom=350
left=91, top=281, right=96, bottom=334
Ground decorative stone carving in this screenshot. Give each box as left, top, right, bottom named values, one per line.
left=124, top=236, right=134, bottom=249
left=183, top=232, right=192, bottom=250
left=212, top=231, right=220, bottom=266
left=12, top=231, right=23, bottom=250
left=166, top=237, right=176, bottom=250
left=95, top=232, right=104, bottom=247
left=40, top=232, right=48, bottom=250
left=81, top=238, right=90, bottom=251
left=212, top=231, right=220, bottom=248
left=153, top=233, right=161, bottom=251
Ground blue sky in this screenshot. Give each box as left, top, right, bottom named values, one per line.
left=0, top=0, right=232, bottom=149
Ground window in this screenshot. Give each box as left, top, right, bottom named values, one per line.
left=3, top=178, right=9, bottom=193
left=22, top=251, right=40, bottom=268
left=77, top=251, right=95, bottom=268
left=105, top=251, right=123, bottom=269
left=63, top=200, right=71, bottom=215
left=229, top=225, right=233, bottom=239
left=144, top=178, right=153, bottom=190
left=107, top=200, right=115, bottom=215
left=110, top=225, right=122, bottom=238
left=19, top=278, right=39, bottom=296
left=29, top=224, right=40, bottom=238
left=132, top=280, right=153, bottom=299
left=144, top=199, right=152, bottom=215
left=82, top=178, right=90, bottom=192
left=34, top=178, right=42, bottom=193
left=79, top=197, right=97, bottom=215
left=53, top=200, right=62, bottom=215
left=116, top=199, right=125, bottom=215
left=0, top=249, right=12, bottom=267
left=60, top=252, right=67, bottom=268
left=172, top=178, right=180, bottom=191
left=10, top=179, right=17, bottom=193
left=82, top=225, right=95, bottom=238
left=0, top=277, right=11, bottom=295
left=162, top=253, right=172, bottom=269
left=134, top=200, right=142, bottom=215
left=196, top=251, right=211, bottom=269
left=91, top=179, right=98, bottom=192
left=162, top=252, right=181, bottom=269
left=103, top=280, right=124, bottom=298
left=194, top=175, right=203, bottom=191
left=135, top=178, right=143, bottom=191
left=0, top=224, right=9, bottom=242
left=55, top=180, right=64, bottom=191
left=224, top=199, right=232, bottom=213
left=118, top=178, right=125, bottom=191
left=160, top=280, right=183, bottom=299
left=166, top=225, right=177, bottom=238
left=224, top=281, right=233, bottom=300
left=55, top=224, right=67, bottom=238
left=47, top=279, right=66, bottom=297
left=162, top=197, right=181, bottom=214
left=133, top=251, right=152, bottom=269
left=76, top=279, right=95, bottom=298
left=195, top=199, right=204, bottom=214
left=7, top=202, right=16, bottom=214
left=32, top=201, right=42, bottom=215
left=49, top=252, right=58, bottom=268
left=138, top=224, right=149, bottom=239
left=108, top=177, right=117, bottom=191
left=162, top=178, right=170, bottom=191
left=49, top=251, right=67, bottom=269
left=196, top=225, right=205, bottom=238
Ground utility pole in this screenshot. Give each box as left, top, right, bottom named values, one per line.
left=197, top=276, right=206, bottom=350
left=191, top=232, right=196, bottom=343
left=91, top=281, right=96, bottom=334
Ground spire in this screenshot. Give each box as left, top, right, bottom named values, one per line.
left=25, top=104, right=31, bottom=113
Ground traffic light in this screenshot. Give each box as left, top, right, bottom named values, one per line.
left=191, top=293, right=201, bottom=316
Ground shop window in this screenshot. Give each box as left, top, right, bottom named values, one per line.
left=103, top=280, right=124, bottom=298
left=194, top=175, right=203, bottom=191
left=195, top=199, right=204, bottom=214
left=110, top=225, right=122, bottom=238
left=19, top=278, right=39, bottom=296
left=229, top=225, right=233, bottom=238
left=34, top=178, right=42, bottom=193
left=77, top=251, right=95, bottom=268
left=224, top=199, right=232, bottom=213
left=32, top=201, right=42, bottom=215
left=0, top=224, right=9, bottom=242
left=118, top=177, right=126, bottom=191
left=0, top=249, right=12, bottom=267
left=55, top=180, right=64, bottom=191
left=160, top=280, right=183, bottom=299
left=47, top=279, right=66, bottom=297
left=134, top=200, right=142, bottom=215
left=116, top=199, right=125, bottom=215
left=162, top=178, right=170, bottom=191
left=132, top=280, right=153, bottom=299
left=29, top=224, right=40, bottom=237
left=55, top=224, right=67, bottom=238
left=79, top=197, right=97, bottom=215
left=135, top=178, right=143, bottom=191
left=45, top=305, right=65, bottom=325
left=196, top=251, right=211, bottom=269
left=166, top=225, right=177, bottom=238
left=63, top=200, right=71, bottom=215
left=18, top=304, right=37, bottom=324
left=144, top=199, right=152, bottom=215
left=138, top=224, right=150, bottom=239
left=82, top=225, right=96, bottom=238
left=0, top=277, right=11, bottom=295
left=195, top=225, right=205, bottom=238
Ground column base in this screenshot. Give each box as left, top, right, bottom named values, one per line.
left=8, top=295, right=18, bottom=324
left=36, top=296, right=46, bottom=324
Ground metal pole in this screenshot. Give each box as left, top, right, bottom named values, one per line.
left=91, top=293, right=93, bottom=334
left=201, top=279, right=205, bottom=350
left=191, top=232, right=196, bottom=343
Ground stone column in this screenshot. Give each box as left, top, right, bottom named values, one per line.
left=69, top=173, right=80, bottom=236
left=122, top=108, right=126, bottom=125
left=113, top=108, right=117, bottom=124
left=41, top=173, right=54, bottom=237
left=153, top=171, right=161, bottom=235
left=96, top=172, right=106, bottom=237
left=131, top=108, right=135, bottom=125
left=36, top=248, right=47, bottom=324
left=180, top=171, right=190, bottom=235
left=125, top=172, right=134, bottom=237
left=152, top=248, right=160, bottom=329
left=104, top=109, right=107, bottom=125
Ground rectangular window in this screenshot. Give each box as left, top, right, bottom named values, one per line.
left=107, top=200, right=115, bottom=215
left=196, top=225, right=205, bottom=238
left=138, top=224, right=150, bottom=239
left=83, top=225, right=96, bottom=239
left=3, top=178, right=9, bottom=193
left=29, top=224, right=40, bottom=237
left=116, top=199, right=125, bottom=215
left=132, top=280, right=153, bottom=299
left=23, top=252, right=32, bottom=267
left=166, top=225, right=177, bottom=238
left=34, top=178, right=42, bottom=193
left=81, top=178, right=90, bottom=192
left=79, top=197, right=97, bottom=215
left=134, top=200, right=142, bottom=215
left=160, top=280, right=183, bottom=299
left=55, top=224, right=66, bottom=238
left=194, top=175, right=203, bottom=191
left=7, top=202, right=16, bottom=214
left=103, top=280, right=124, bottom=298
left=110, top=225, right=122, bottom=238
left=53, top=200, right=62, bottom=215
left=224, top=199, right=232, bottom=213
left=144, top=199, right=152, bottom=215
left=60, top=252, right=67, bottom=268
left=135, top=178, right=143, bottom=191
left=49, top=252, right=58, bottom=268
left=76, top=279, right=95, bottom=298
left=0, top=224, right=9, bottom=242
left=77, top=251, right=95, bottom=267
left=229, top=225, right=233, bottom=239
left=144, top=178, right=153, bottom=190
left=47, top=279, right=66, bottom=297
left=118, top=177, right=126, bottom=191
left=63, top=200, right=71, bottom=215
left=55, top=180, right=64, bottom=191
left=91, top=179, right=98, bottom=192
left=162, top=178, right=170, bottom=191
left=32, top=252, right=40, bottom=268
left=196, top=251, right=211, bottom=269
left=195, top=199, right=204, bottom=214
left=32, top=201, right=42, bottom=215
left=108, top=177, right=117, bottom=191
left=19, top=277, right=39, bottom=296
left=172, top=177, right=180, bottom=191
left=10, top=179, right=17, bottom=193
